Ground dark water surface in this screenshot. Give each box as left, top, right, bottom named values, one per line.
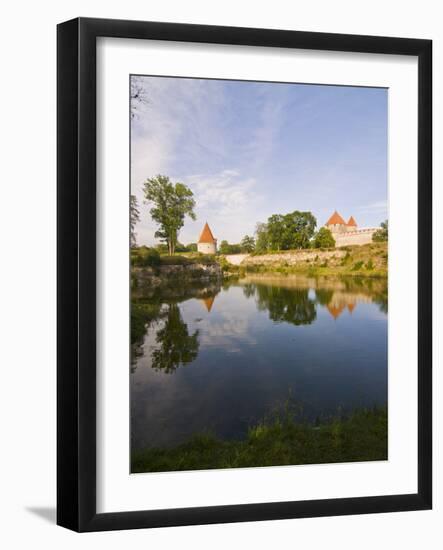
left=131, top=276, right=387, bottom=451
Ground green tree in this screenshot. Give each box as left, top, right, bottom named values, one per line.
left=219, top=240, right=230, bottom=255
left=143, top=175, right=196, bottom=255
left=130, top=194, right=140, bottom=248
left=282, top=211, right=317, bottom=249
left=267, top=214, right=285, bottom=251
left=240, top=235, right=255, bottom=253
left=219, top=240, right=242, bottom=254
left=315, top=288, right=334, bottom=306
left=264, top=211, right=317, bottom=251
left=255, top=222, right=269, bottom=253
left=314, top=227, right=335, bottom=249
left=372, top=220, right=388, bottom=242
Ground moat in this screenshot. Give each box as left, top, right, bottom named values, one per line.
left=131, top=275, right=387, bottom=452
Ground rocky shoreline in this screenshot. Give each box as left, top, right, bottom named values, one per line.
left=132, top=262, right=222, bottom=291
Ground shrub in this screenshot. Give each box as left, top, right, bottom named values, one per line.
left=365, top=259, right=374, bottom=270
left=351, top=260, right=364, bottom=271
left=340, top=251, right=351, bottom=266
left=159, top=254, right=191, bottom=265
left=132, top=246, right=161, bottom=267
left=372, top=220, right=388, bottom=242
left=314, top=227, right=335, bottom=249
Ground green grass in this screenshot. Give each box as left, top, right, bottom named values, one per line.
left=132, top=407, right=387, bottom=473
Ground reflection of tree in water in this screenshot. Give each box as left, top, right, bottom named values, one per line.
left=131, top=300, right=164, bottom=371
left=131, top=280, right=219, bottom=372
left=315, top=288, right=334, bottom=306
left=256, top=286, right=317, bottom=326
left=373, top=288, right=388, bottom=314
left=151, top=303, right=200, bottom=374
left=242, top=283, right=256, bottom=299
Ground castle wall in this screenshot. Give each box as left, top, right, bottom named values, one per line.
left=332, top=228, right=377, bottom=247
left=197, top=242, right=217, bottom=254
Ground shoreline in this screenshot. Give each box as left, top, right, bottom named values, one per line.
left=132, top=407, right=387, bottom=473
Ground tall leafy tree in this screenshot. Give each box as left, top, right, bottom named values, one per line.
left=262, top=211, right=317, bottom=251
left=240, top=235, right=255, bottom=253
left=267, top=214, right=285, bottom=251
left=143, top=175, right=196, bottom=255
left=130, top=194, right=140, bottom=248
left=281, top=211, right=317, bottom=249
left=255, top=222, right=269, bottom=253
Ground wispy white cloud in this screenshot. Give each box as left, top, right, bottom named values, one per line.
left=186, top=170, right=258, bottom=214
left=243, top=88, right=288, bottom=173
left=180, top=169, right=264, bottom=244
left=357, top=200, right=388, bottom=214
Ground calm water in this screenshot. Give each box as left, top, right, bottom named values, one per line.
left=131, top=276, right=387, bottom=451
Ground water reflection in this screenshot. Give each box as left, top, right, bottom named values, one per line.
left=256, top=286, right=317, bottom=326
left=131, top=275, right=388, bottom=449
left=131, top=275, right=387, bottom=373
left=151, top=303, right=200, bottom=374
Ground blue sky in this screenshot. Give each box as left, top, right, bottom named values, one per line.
left=131, top=76, right=387, bottom=246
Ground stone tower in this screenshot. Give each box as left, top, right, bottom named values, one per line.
left=325, top=210, right=347, bottom=234
left=197, top=222, right=217, bottom=254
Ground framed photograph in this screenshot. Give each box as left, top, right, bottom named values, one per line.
left=57, top=17, right=432, bottom=532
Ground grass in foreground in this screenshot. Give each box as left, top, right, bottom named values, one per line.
left=132, top=407, right=387, bottom=473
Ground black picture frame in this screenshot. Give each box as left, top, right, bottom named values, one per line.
left=57, top=17, right=432, bottom=532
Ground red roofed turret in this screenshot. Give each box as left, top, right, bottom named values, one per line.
left=347, top=216, right=357, bottom=227
left=198, top=222, right=216, bottom=244
left=326, top=210, right=346, bottom=226
left=197, top=222, right=217, bottom=254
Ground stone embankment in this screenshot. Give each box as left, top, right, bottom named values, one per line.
left=234, top=249, right=346, bottom=267
left=132, top=262, right=222, bottom=290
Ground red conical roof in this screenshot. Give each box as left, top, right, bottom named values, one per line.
left=326, top=211, right=346, bottom=225
left=198, top=222, right=216, bottom=244
left=347, top=216, right=357, bottom=227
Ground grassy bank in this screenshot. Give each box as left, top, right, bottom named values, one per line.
left=131, top=246, right=217, bottom=267
left=224, top=243, right=388, bottom=278
left=132, top=407, right=387, bottom=473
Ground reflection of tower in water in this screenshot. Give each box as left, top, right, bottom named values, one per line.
left=325, top=293, right=370, bottom=319
left=200, top=296, right=215, bottom=313
left=327, top=304, right=346, bottom=320
left=347, top=303, right=356, bottom=314
left=325, top=294, right=364, bottom=320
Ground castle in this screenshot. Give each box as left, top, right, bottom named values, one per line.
left=196, top=213, right=376, bottom=255
left=197, top=222, right=217, bottom=254
left=325, top=211, right=377, bottom=247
